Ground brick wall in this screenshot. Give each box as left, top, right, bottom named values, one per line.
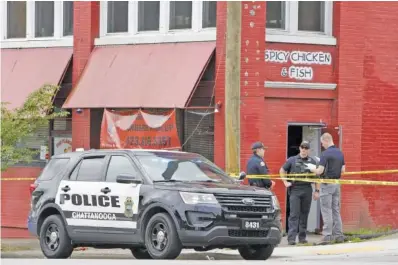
left=333, top=2, right=398, bottom=230
left=215, top=2, right=336, bottom=227
left=359, top=2, right=398, bottom=228
left=214, top=1, right=398, bottom=230
left=240, top=2, right=267, bottom=169
left=71, top=1, right=99, bottom=150
left=214, top=1, right=227, bottom=169
left=333, top=1, right=368, bottom=230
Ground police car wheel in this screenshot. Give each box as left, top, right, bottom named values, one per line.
left=144, top=213, right=182, bottom=259
left=238, top=244, right=275, bottom=260
left=130, top=248, right=152, bottom=259
left=39, top=214, right=73, bottom=259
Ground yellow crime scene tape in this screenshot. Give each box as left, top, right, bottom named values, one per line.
left=1, top=169, right=398, bottom=185
left=1, top=177, right=37, bottom=181
left=229, top=169, right=398, bottom=178
left=229, top=169, right=398, bottom=186
left=242, top=176, right=398, bottom=186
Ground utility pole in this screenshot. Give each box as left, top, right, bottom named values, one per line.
left=225, top=1, right=241, bottom=175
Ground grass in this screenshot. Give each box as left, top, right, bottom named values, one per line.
left=344, top=226, right=392, bottom=236
left=348, top=237, right=363, bottom=243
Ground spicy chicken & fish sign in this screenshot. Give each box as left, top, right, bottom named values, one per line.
left=100, top=109, right=181, bottom=149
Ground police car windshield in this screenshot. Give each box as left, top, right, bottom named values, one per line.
left=135, top=152, right=235, bottom=184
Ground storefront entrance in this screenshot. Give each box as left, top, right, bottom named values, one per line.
left=285, top=123, right=324, bottom=234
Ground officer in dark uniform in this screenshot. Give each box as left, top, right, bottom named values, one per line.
left=279, top=141, right=318, bottom=245
left=245, top=141, right=273, bottom=189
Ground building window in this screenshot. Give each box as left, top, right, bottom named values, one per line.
left=298, top=1, right=325, bottom=32
left=169, top=1, right=192, bottom=30
left=266, top=1, right=285, bottom=29
left=6, top=1, right=27, bottom=39
left=1, top=1, right=74, bottom=48
left=107, top=1, right=129, bottom=33
left=138, top=1, right=160, bottom=32
left=35, top=1, right=54, bottom=37
left=265, top=1, right=334, bottom=45
left=98, top=1, right=217, bottom=44
left=202, top=1, right=216, bottom=28
left=63, top=1, right=73, bottom=36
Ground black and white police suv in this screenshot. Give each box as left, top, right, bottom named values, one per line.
left=28, top=149, right=282, bottom=260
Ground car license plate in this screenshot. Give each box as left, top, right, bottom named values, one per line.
left=242, top=220, right=261, bottom=230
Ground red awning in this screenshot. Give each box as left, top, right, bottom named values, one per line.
left=1, top=47, right=73, bottom=109
left=63, top=41, right=215, bottom=109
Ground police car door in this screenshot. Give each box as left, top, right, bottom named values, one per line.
left=55, top=155, right=109, bottom=241
left=96, top=154, right=142, bottom=243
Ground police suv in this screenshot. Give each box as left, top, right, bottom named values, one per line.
left=28, top=149, right=282, bottom=260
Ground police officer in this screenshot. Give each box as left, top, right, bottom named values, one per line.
left=307, top=132, right=345, bottom=244
left=245, top=141, right=273, bottom=189
left=279, top=141, right=318, bottom=245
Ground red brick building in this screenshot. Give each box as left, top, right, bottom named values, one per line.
left=1, top=1, right=398, bottom=238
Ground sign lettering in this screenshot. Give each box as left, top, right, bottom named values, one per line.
left=71, top=211, right=117, bottom=220
left=54, top=137, right=72, bottom=155
left=265, top=49, right=332, bottom=81
left=60, top=194, right=121, bottom=208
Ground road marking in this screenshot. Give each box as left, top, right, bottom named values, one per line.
left=310, top=246, right=384, bottom=255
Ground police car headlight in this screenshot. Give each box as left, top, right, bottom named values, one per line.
left=179, top=192, right=218, bottom=205
left=271, top=195, right=280, bottom=210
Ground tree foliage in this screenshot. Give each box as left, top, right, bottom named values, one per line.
left=1, top=84, right=69, bottom=171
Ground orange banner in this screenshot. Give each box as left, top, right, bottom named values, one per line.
left=100, top=109, right=181, bottom=149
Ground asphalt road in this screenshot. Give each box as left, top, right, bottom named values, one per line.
left=2, top=236, right=398, bottom=264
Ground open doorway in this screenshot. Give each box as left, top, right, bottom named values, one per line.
left=285, top=123, right=323, bottom=234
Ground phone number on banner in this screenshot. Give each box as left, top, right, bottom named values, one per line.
left=125, top=136, right=172, bottom=147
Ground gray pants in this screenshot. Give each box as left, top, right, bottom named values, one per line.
left=287, top=185, right=312, bottom=242
left=320, top=183, right=343, bottom=239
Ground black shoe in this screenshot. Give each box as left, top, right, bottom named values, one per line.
left=288, top=241, right=296, bottom=245
left=299, top=239, right=308, bottom=244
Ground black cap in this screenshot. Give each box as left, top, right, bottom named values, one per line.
left=300, top=141, right=310, bottom=149
left=251, top=141, right=267, bottom=150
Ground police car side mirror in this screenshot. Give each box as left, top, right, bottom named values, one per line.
left=116, top=174, right=142, bottom=184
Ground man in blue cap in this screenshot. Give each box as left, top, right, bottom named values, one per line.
left=245, top=141, right=273, bottom=189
